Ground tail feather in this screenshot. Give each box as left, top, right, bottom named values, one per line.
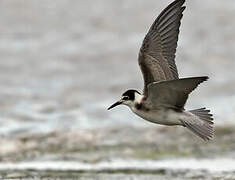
left=190, top=108, right=214, bottom=124
left=181, top=108, right=214, bottom=141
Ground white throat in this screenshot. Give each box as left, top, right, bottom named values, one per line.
left=134, top=92, right=144, bottom=104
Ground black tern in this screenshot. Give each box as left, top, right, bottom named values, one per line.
left=108, top=0, right=214, bottom=141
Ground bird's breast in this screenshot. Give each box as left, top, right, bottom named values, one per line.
left=131, top=106, right=183, bottom=126
left=134, top=102, right=148, bottom=111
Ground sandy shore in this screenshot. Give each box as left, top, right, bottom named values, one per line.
left=0, top=125, right=235, bottom=179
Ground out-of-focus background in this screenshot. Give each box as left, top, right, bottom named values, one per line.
left=0, top=0, right=235, bottom=179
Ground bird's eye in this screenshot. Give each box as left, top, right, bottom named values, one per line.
left=122, top=96, right=129, bottom=101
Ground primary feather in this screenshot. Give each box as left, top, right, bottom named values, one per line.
left=138, top=0, right=186, bottom=95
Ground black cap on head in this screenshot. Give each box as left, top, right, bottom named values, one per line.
left=122, top=89, right=140, bottom=101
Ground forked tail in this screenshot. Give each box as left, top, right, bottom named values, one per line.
left=181, top=108, right=214, bottom=141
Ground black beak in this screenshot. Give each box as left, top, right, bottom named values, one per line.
left=107, top=101, right=122, bottom=110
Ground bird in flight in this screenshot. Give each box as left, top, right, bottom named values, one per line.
left=108, top=0, right=214, bottom=141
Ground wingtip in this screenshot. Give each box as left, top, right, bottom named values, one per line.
left=199, top=76, right=209, bottom=82
left=204, top=76, right=209, bottom=81
left=197, top=76, right=209, bottom=85
left=182, top=6, right=186, bottom=11
left=175, top=0, right=186, bottom=6
left=178, top=0, right=186, bottom=3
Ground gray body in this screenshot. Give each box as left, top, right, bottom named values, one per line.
left=128, top=90, right=207, bottom=127
left=132, top=105, right=183, bottom=126
left=108, top=0, right=214, bottom=141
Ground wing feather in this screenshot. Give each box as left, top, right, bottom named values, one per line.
left=145, top=76, right=208, bottom=109
left=138, top=0, right=186, bottom=95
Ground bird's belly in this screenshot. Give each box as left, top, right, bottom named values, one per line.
left=133, top=108, right=183, bottom=126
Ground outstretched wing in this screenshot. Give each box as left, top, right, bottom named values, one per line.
left=138, top=0, right=186, bottom=95
left=145, top=76, right=208, bottom=109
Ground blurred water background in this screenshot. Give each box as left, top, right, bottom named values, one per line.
left=0, top=0, right=235, bottom=179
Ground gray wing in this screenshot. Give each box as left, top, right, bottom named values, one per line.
left=138, top=0, right=186, bottom=95
left=145, top=77, right=208, bottom=109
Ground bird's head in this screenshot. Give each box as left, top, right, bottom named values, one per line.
left=108, top=89, right=142, bottom=110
